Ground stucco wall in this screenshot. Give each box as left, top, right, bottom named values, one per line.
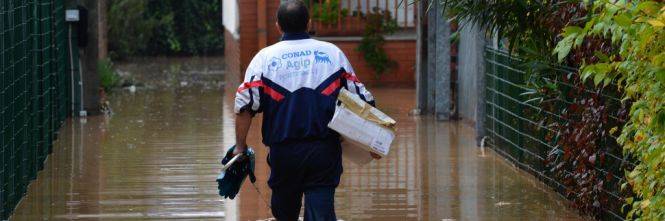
left=457, top=24, right=486, bottom=124
left=223, top=0, right=240, bottom=39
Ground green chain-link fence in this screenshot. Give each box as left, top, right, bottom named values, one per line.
left=1, top=0, right=69, bottom=219
left=484, top=48, right=632, bottom=221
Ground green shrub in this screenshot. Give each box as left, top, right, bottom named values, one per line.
left=311, top=0, right=342, bottom=25
left=108, top=0, right=223, bottom=58
left=440, top=1, right=634, bottom=219
left=145, top=1, right=223, bottom=55
left=554, top=1, right=665, bottom=219
left=356, top=8, right=398, bottom=78
left=98, top=58, right=120, bottom=92
left=108, top=0, right=169, bottom=58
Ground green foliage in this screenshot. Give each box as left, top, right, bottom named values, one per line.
left=441, top=0, right=633, bottom=218
left=357, top=8, right=399, bottom=78
left=108, top=0, right=223, bottom=58
left=108, top=0, right=169, bottom=58
left=146, top=1, right=223, bottom=55
left=98, top=58, right=120, bottom=92
left=554, top=1, right=665, bottom=220
left=438, top=0, right=575, bottom=60
left=541, top=72, right=629, bottom=219
left=311, top=0, right=342, bottom=25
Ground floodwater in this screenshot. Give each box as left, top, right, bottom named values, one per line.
left=10, top=87, right=587, bottom=221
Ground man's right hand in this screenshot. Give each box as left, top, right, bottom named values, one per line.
left=233, top=144, right=247, bottom=157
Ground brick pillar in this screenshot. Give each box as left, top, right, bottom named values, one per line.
left=257, top=0, right=268, bottom=49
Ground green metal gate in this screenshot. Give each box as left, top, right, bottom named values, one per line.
left=1, top=0, right=69, bottom=219
left=484, top=48, right=630, bottom=220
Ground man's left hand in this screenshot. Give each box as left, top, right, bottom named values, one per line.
left=370, top=152, right=382, bottom=160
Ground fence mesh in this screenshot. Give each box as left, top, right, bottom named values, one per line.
left=1, top=0, right=69, bottom=219
left=484, top=48, right=631, bottom=221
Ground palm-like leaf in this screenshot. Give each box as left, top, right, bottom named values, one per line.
left=436, top=0, right=573, bottom=59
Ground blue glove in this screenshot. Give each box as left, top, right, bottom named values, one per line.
left=216, top=145, right=256, bottom=199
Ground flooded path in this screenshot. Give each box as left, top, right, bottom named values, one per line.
left=11, top=88, right=587, bottom=221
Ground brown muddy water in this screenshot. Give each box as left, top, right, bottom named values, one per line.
left=10, top=88, right=587, bottom=221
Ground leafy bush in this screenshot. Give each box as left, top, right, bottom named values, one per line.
left=108, top=0, right=169, bottom=58
left=554, top=1, right=665, bottom=220
left=311, top=0, right=342, bottom=25
left=108, top=0, right=223, bottom=58
left=98, top=58, right=120, bottom=92
left=439, top=0, right=574, bottom=60
left=145, top=1, right=223, bottom=55
left=356, top=8, right=398, bottom=78
left=541, top=72, right=631, bottom=219
left=440, top=0, right=635, bottom=218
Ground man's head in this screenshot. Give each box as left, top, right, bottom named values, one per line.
left=276, top=1, right=310, bottom=34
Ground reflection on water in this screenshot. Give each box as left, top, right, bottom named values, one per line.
left=10, top=88, right=586, bottom=221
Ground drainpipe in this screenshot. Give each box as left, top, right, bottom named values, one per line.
left=415, top=0, right=427, bottom=114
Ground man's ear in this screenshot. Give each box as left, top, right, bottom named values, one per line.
left=275, top=22, right=283, bottom=34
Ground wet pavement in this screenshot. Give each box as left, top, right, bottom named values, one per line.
left=10, top=87, right=587, bottom=221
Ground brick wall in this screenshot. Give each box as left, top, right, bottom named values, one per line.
left=239, top=0, right=259, bottom=74
left=267, top=0, right=281, bottom=43
left=330, top=39, right=416, bottom=87
left=226, top=0, right=280, bottom=77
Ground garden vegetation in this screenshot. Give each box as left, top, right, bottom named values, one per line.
left=108, top=0, right=223, bottom=58
left=439, top=0, right=664, bottom=220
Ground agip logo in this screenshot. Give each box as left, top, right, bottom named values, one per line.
left=268, top=57, right=282, bottom=71
left=314, top=51, right=332, bottom=64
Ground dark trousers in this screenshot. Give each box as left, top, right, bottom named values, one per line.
left=268, top=138, right=342, bottom=221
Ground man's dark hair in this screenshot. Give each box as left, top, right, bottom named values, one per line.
left=277, top=1, right=309, bottom=33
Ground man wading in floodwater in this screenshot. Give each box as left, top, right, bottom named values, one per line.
left=232, top=1, right=376, bottom=220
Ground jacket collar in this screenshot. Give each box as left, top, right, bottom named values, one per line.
left=281, top=32, right=310, bottom=41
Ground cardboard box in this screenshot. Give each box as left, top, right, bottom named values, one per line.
left=328, top=89, right=396, bottom=165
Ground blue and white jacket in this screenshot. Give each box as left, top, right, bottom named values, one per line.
left=234, top=33, right=374, bottom=146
